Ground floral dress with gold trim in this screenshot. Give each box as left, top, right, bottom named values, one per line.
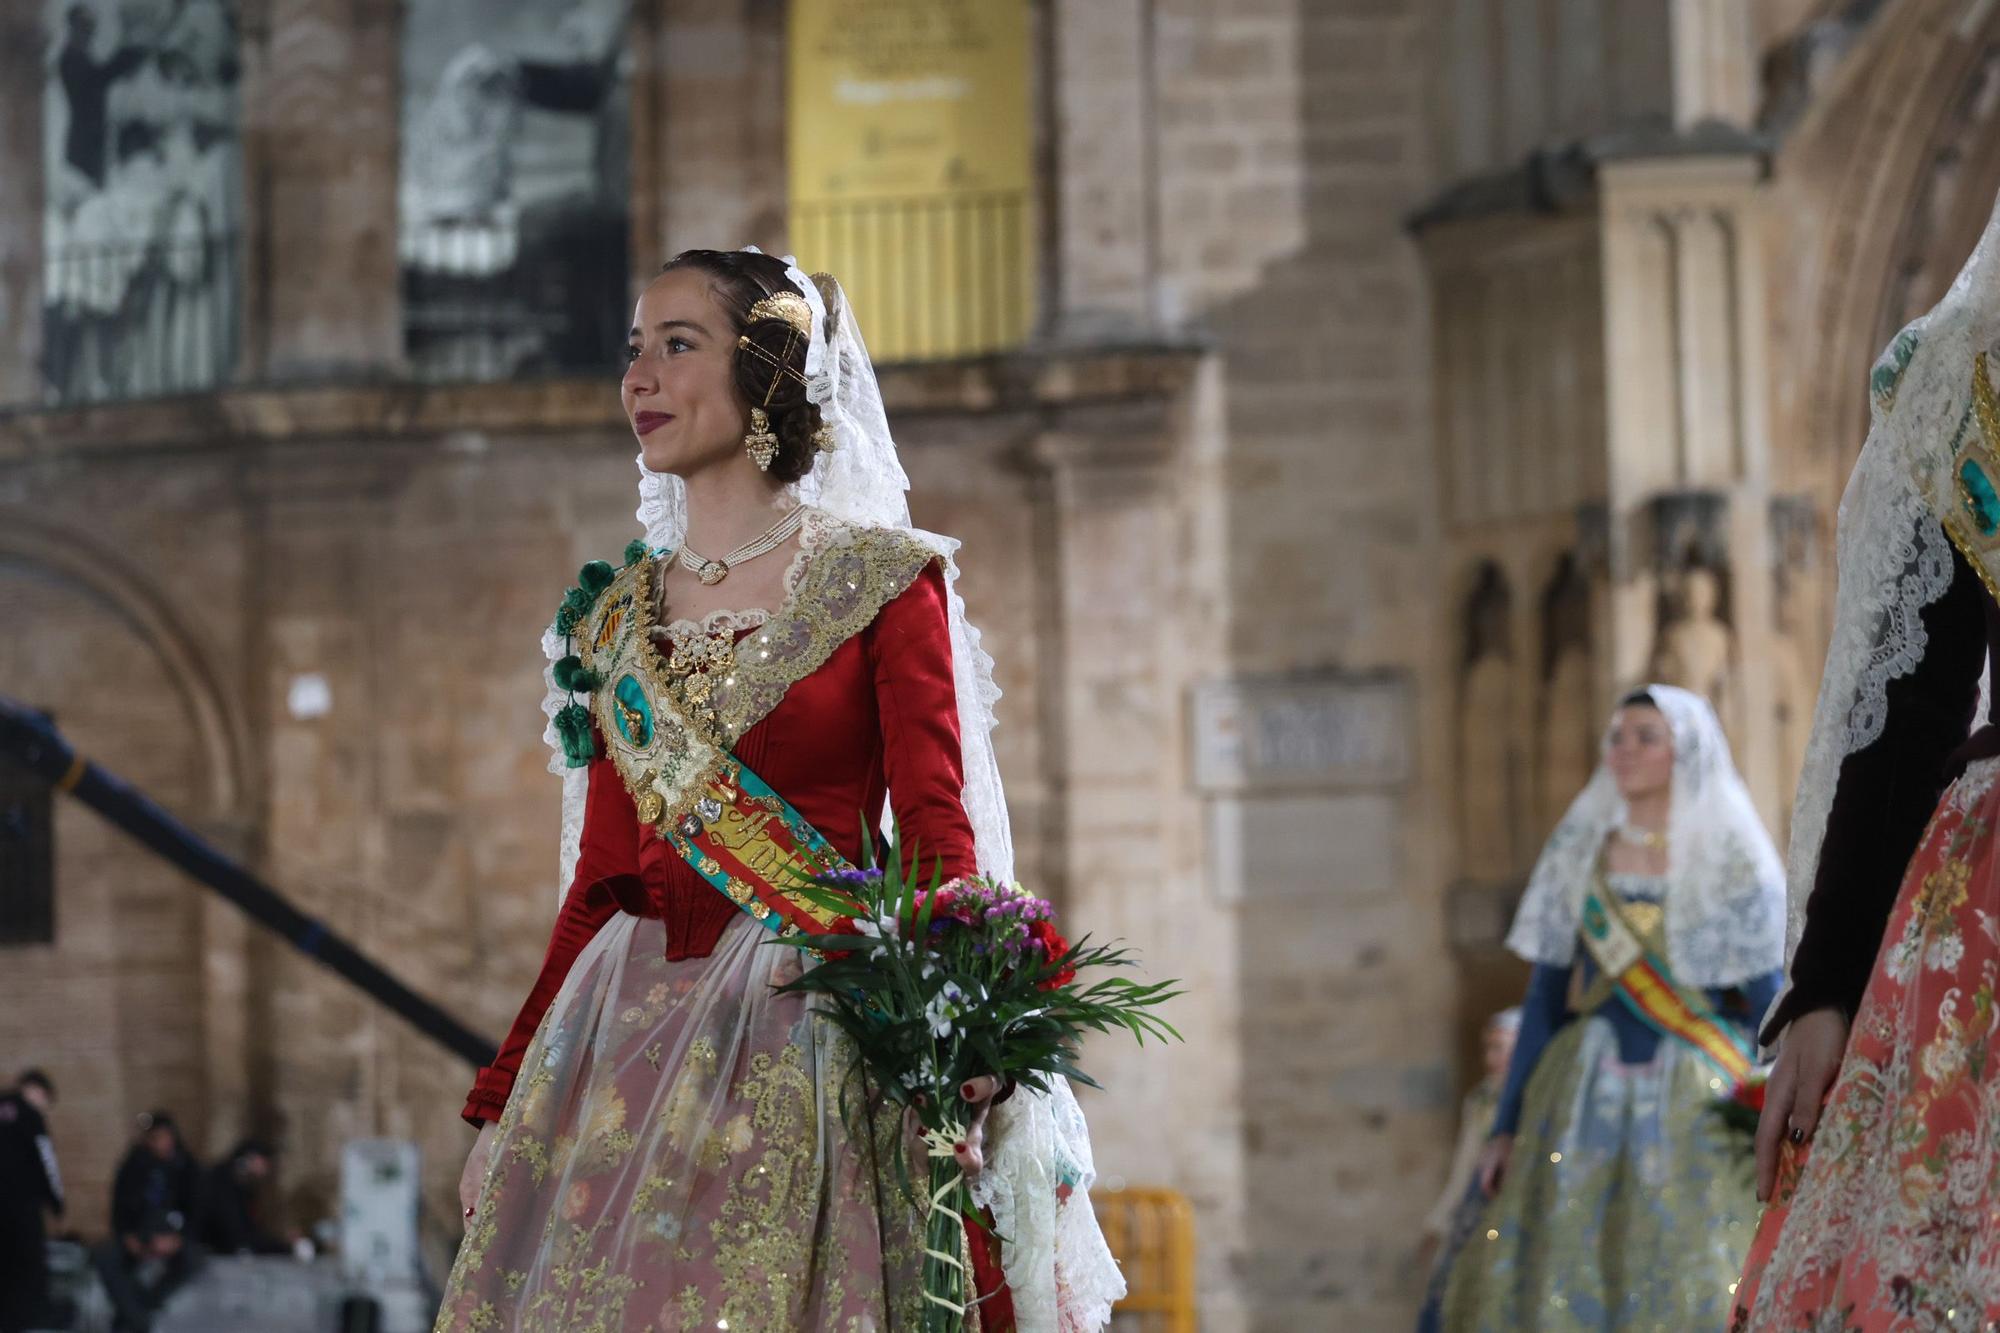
left=434, top=511, right=1011, bottom=1333
left=1731, top=535, right=2000, bottom=1331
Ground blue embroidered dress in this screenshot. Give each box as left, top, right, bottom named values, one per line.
left=1441, top=872, right=1780, bottom=1331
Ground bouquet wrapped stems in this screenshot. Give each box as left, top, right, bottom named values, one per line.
left=917, top=1120, right=978, bottom=1331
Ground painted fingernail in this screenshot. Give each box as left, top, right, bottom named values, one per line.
left=954, top=1142, right=967, bottom=1153
left=1788, top=1126, right=1805, bottom=1145
left=962, top=1082, right=977, bottom=1100
left=464, top=1206, right=475, bottom=1219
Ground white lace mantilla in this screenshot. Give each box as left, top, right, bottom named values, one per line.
left=1506, top=684, right=1786, bottom=988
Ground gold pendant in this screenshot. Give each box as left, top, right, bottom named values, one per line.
left=698, top=561, right=727, bottom=586
left=637, top=790, right=665, bottom=824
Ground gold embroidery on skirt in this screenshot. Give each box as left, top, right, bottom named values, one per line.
left=438, top=918, right=931, bottom=1333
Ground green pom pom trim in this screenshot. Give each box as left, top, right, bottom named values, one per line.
left=578, top=560, right=617, bottom=594
left=553, top=655, right=602, bottom=693
left=623, top=539, right=650, bottom=566
left=554, top=606, right=581, bottom=636
left=564, top=585, right=596, bottom=616
left=554, top=702, right=596, bottom=768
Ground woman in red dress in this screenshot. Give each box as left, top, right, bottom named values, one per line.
left=433, top=249, right=1122, bottom=1332
left=1733, top=194, right=2000, bottom=1329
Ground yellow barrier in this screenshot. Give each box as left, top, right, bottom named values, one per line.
left=1094, top=1185, right=1197, bottom=1332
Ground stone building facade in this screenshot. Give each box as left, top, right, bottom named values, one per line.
left=0, top=0, right=1988, bottom=1327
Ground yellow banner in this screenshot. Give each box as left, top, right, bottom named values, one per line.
left=786, top=0, right=1034, bottom=360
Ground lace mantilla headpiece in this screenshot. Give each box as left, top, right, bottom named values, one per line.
left=1506, top=684, right=1785, bottom=988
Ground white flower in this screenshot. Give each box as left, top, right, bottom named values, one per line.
left=898, top=1053, right=938, bottom=1091
left=1920, top=1032, right=1967, bottom=1084
left=1927, top=930, right=1967, bottom=973
left=853, top=911, right=901, bottom=944
left=925, top=981, right=971, bottom=1039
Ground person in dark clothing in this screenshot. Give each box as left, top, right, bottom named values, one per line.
left=93, top=1111, right=201, bottom=1333
left=0, top=1071, right=63, bottom=1333
left=197, top=1139, right=288, bottom=1256
left=56, top=5, right=151, bottom=188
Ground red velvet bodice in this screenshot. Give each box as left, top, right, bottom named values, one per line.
left=464, top=561, right=978, bottom=1123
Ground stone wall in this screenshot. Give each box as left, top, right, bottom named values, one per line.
left=1151, top=4, right=1449, bottom=1327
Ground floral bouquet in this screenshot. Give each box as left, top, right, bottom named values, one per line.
left=1707, top=1067, right=1769, bottom=1158
left=772, top=832, right=1181, bottom=1332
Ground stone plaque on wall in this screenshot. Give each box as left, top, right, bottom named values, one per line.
left=1190, top=673, right=1411, bottom=794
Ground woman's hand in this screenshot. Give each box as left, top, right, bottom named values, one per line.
left=1476, top=1133, right=1514, bottom=1199
left=953, top=1075, right=1005, bottom=1179
left=459, top=1120, right=500, bottom=1219
left=1755, top=1006, right=1849, bottom=1203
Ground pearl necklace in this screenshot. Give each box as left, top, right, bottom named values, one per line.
left=1614, top=822, right=1666, bottom=851
left=676, top=506, right=805, bottom=586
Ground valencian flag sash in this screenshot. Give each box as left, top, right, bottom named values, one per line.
left=1578, top=878, right=1754, bottom=1086
left=658, top=753, right=859, bottom=939
left=560, top=526, right=939, bottom=940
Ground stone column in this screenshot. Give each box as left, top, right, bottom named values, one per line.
left=1668, top=0, right=1758, bottom=129
left=1046, top=0, right=1154, bottom=339
left=240, top=0, right=401, bottom=379
left=242, top=445, right=408, bottom=1214
left=0, top=7, right=45, bottom=403
left=1598, top=152, right=1780, bottom=823
left=1025, top=390, right=1248, bottom=1325
left=637, top=0, right=788, bottom=261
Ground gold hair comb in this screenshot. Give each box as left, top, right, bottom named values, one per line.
left=745, top=292, right=814, bottom=337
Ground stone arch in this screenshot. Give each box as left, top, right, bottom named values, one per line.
left=0, top=509, right=257, bottom=1231
left=0, top=509, right=253, bottom=819
left=1768, top=0, right=2000, bottom=507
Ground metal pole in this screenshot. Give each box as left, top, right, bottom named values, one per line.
left=0, top=698, right=497, bottom=1068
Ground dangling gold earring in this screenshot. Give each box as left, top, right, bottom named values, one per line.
left=745, top=407, right=778, bottom=471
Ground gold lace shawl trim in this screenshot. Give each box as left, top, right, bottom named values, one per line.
left=577, top=511, right=939, bottom=831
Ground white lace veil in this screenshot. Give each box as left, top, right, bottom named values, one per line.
left=534, top=249, right=1117, bottom=1329
left=1505, top=684, right=1787, bottom=988
left=1781, top=188, right=2000, bottom=990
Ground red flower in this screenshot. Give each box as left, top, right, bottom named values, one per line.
left=1029, top=919, right=1075, bottom=991
left=907, top=886, right=968, bottom=929
left=1733, top=1078, right=1767, bottom=1113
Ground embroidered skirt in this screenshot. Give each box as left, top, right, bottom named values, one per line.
left=1441, top=1017, right=1758, bottom=1331
left=434, top=912, right=926, bottom=1333
left=1733, top=758, right=2000, bottom=1331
